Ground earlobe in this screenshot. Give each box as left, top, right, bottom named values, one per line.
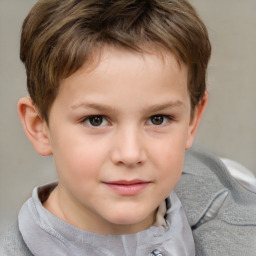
left=185, top=92, right=208, bottom=149
left=18, top=97, right=52, bottom=156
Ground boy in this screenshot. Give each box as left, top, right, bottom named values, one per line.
left=1, top=0, right=255, bottom=255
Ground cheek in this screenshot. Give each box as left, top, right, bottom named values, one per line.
left=158, top=150, right=184, bottom=186
left=150, top=133, right=187, bottom=192
left=53, top=137, right=107, bottom=183
left=53, top=146, right=103, bottom=202
left=150, top=129, right=187, bottom=165
left=156, top=154, right=184, bottom=201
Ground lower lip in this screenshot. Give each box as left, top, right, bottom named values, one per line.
left=103, top=182, right=150, bottom=196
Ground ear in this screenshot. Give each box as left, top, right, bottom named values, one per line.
left=185, top=92, right=208, bottom=150
left=18, top=97, right=52, bottom=156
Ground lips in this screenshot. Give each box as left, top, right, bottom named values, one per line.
left=103, top=180, right=151, bottom=196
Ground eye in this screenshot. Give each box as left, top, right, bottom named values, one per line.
left=147, top=115, right=171, bottom=126
left=83, top=115, right=109, bottom=127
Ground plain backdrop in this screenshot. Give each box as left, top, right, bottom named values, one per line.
left=1, top=0, right=255, bottom=224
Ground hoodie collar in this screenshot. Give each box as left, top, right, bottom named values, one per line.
left=176, top=146, right=256, bottom=227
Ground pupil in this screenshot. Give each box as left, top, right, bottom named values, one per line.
left=151, top=115, right=163, bottom=125
left=90, top=116, right=103, bottom=126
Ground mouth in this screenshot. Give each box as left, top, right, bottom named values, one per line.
left=102, top=180, right=151, bottom=196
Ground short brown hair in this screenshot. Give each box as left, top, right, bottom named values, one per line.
left=20, top=0, right=211, bottom=122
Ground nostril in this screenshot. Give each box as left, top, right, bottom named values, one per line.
left=110, top=147, right=146, bottom=167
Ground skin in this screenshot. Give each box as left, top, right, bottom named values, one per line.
left=18, top=46, right=207, bottom=235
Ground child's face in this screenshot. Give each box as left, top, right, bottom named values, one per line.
left=44, top=46, right=199, bottom=234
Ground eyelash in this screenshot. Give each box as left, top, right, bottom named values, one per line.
left=81, top=114, right=173, bottom=127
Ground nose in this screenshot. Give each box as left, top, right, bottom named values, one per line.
left=110, top=126, right=147, bottom=167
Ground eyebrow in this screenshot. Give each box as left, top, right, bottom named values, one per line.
left=71, top=102, right=116, bottom=112
left=71, top=100, right=184, bottom=114
left=145, top=101, right=184, bottom=112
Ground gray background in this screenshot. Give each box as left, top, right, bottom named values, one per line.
left=1, top=0, right=255, bottom=224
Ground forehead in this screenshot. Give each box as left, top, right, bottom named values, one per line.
left=57, top=45, right=189, bottom=103
left=58, top=45, right=189, bottom=99
left=63, top=45, right=187, bottom=83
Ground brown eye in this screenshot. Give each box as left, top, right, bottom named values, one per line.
left=150, top=115, right=164, bottom=125
left=147, top=115, right=172, bottom=126
left=82, top=115, right=109, bottom=127
left=87, top=116, right=104, bottom=126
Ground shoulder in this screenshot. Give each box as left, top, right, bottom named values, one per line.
left=176, top=145, right=256, bottom=226
left=175, top=145, right=256, bottom=256
left=0, top=222, right=33, bottom=256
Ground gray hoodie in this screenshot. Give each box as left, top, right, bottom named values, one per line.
left=14, top=186, right=194, bottom=256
